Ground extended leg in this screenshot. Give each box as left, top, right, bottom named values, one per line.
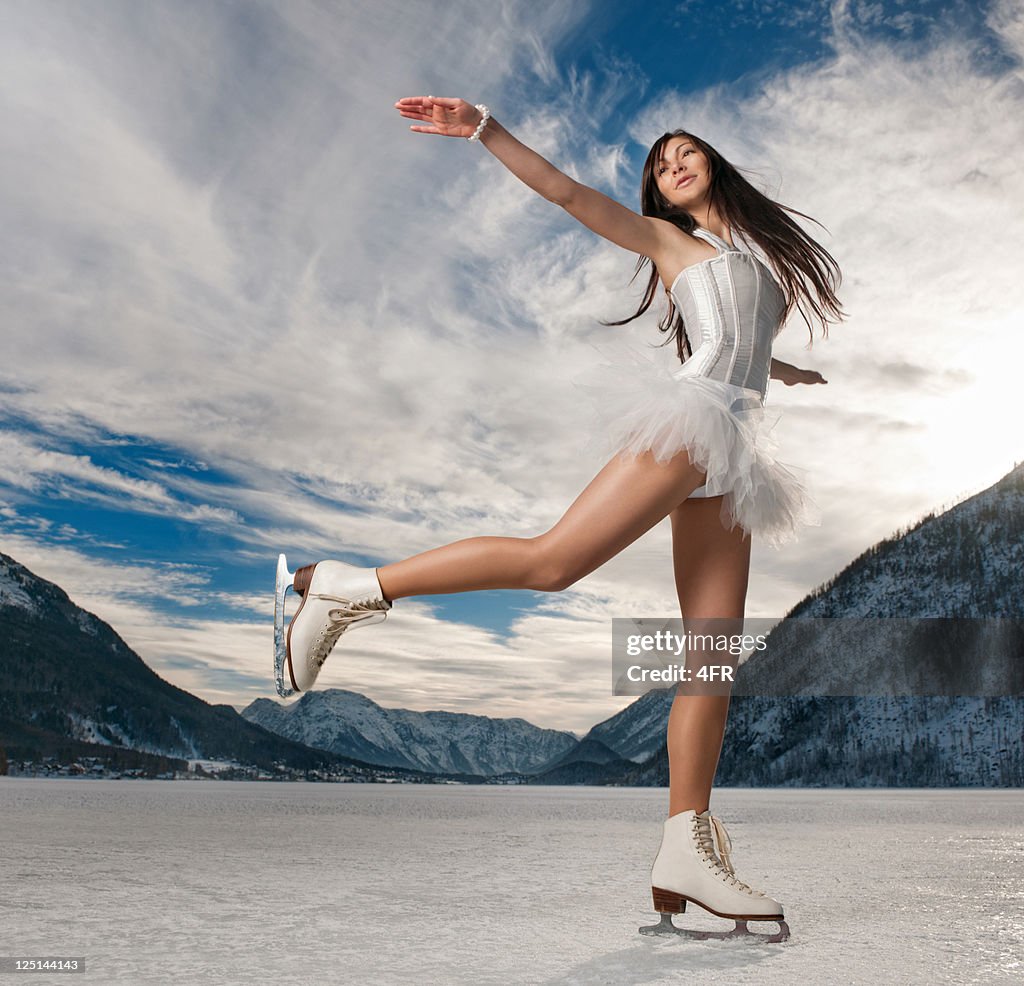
left=376, top=449, right=710, bottom=600
left=277, top=448, right=709, bottom=696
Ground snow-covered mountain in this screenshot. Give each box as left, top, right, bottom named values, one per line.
left=596, top=693, right=1024, bottom=787
left=0, top=552, right=398, bottom=778
left=585, top=687, right=674, bottom=764
left=735, top=461, right=1024, bottom=697
left=791, top=461, right=1024, bottom=620
left=241, top=689, right=577, bottom=776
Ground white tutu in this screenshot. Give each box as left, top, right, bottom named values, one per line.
left=572, top=342, right=821, bottom=549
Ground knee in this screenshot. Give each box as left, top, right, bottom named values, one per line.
left=524, top=536, right=581, bottom=593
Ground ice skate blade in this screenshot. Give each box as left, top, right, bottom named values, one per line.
left=639, top=913, right=790, bottom=943
left=273, top=553, right=297, bottom=698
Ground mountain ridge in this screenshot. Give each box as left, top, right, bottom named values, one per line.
left=241, top=689, right=577, bottom=776
left=0, top=551, right=436, bottom=780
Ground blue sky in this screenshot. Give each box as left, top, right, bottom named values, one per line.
left=2, top=0, right=1022, bottom=731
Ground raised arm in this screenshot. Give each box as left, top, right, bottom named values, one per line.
left=394, top=97, right=671, bottom=261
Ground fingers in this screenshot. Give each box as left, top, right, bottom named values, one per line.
left=394, top=97, right=428, bottom=110
left=394, top=97, right=428, bottom=118
left=394, top=96, right=459, bottom=108
left=394, top=96, right=451, bottom=126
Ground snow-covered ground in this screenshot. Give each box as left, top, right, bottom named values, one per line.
left=1, top=781, right=1020, bottom=985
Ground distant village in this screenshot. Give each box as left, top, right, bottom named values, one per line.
left=0, top=751, right=477, bottom=784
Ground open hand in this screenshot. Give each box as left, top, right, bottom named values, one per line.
left=394, top=96, right=483, bottom=138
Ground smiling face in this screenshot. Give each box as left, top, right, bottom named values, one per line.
left=653, top=135, right=712, bottom=209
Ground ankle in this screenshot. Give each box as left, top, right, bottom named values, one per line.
left=668, top=804, right=709, bottom=818
left=374, top=567, right=395, bottom=604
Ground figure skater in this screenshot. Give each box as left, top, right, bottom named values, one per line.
left=272, top=96, right=842, bottom=941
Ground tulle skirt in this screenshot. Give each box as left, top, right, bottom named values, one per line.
left=572, top=343, right=821, bottom=549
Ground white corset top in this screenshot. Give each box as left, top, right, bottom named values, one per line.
left=668, top=227, right=787, bottom=403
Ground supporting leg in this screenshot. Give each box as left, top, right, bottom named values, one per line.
left=667, top=694, right=731, bottom=817
left=640, top=501, right=789, bottom=942
left=665, top=495, right=751, bottom=815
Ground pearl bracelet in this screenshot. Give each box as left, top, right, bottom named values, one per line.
left=467, top=104, right=490, bottom=142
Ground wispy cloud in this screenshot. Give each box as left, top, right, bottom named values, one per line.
left=0, top=432, right=239, bottom=525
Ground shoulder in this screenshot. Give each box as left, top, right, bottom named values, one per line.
left=648, top=220, right=718, bottom=285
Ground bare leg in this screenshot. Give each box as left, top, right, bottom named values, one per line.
left=666, top=496, right=751, bottom=816
left=376, top=450, right=709, bottom=600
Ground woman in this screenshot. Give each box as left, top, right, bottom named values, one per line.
left=272, top=97, right=841, bottom=942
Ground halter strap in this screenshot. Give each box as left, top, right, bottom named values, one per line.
left=692, top=227, right=737, bottom=252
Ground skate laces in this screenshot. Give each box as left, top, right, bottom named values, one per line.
left=694, top=813, right=766, bottom=897
left=709, top=815, right=735, bottom=875
left=310, top=594, right=391, bottom=668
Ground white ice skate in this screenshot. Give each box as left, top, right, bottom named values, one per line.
left=639, top=809, right=790, bottom=942
left=273, top=554, right=391, bottom=698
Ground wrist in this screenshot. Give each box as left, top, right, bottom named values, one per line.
left=467, top=104, right=491, bottom=142
left=478, top=115, right=498, bottom=143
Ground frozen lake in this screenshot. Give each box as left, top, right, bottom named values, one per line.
left=1, top=780, right=1021, bottom=985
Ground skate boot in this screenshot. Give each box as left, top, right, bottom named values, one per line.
left=273, top=554, right=391, bottom=698
left=639, top=809, right=790, bottom=942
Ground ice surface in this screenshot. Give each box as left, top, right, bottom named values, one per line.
left=1, top=782, right=1021, bottom=985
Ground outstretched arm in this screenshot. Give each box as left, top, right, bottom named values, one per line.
left=770, top=358, right=828, bottom=386
left=395, top=97, right=670, bottom=261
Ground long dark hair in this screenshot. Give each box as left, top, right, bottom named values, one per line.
left=608, top=130, right=845, bottom=362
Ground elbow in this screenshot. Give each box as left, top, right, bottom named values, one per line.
left=547, top=178, right=579, bottom=209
